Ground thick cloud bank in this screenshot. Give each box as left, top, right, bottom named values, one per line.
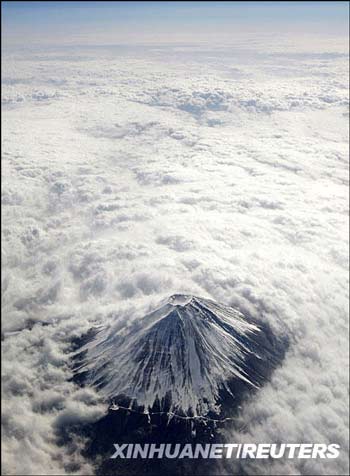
left=2, top=37, right=349, bottom=475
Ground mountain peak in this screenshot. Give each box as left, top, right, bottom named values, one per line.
left=168, top=293, right=193, bottom=307
left=74, top=295, right=287, bottom=418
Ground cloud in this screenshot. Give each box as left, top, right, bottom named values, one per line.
left=156, top=234, right=195, bottom=252
left=2, top=36, right=349, bottom=475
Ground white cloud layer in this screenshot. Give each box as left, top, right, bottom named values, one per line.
left=2, top=35, right=349, bottom=475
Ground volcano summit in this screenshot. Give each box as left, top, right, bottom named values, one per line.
left=73, top=294, right=288, bottom=420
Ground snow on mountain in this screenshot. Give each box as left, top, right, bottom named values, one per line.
left=73, top=294, right=286, bottom=417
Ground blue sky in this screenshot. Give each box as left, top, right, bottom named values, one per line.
left=2, top=1, right=349, bottom=46
left=3, top=2, right=349, bottom=24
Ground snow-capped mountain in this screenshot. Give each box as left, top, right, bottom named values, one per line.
left=74, top=294, right=286, bottom=417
